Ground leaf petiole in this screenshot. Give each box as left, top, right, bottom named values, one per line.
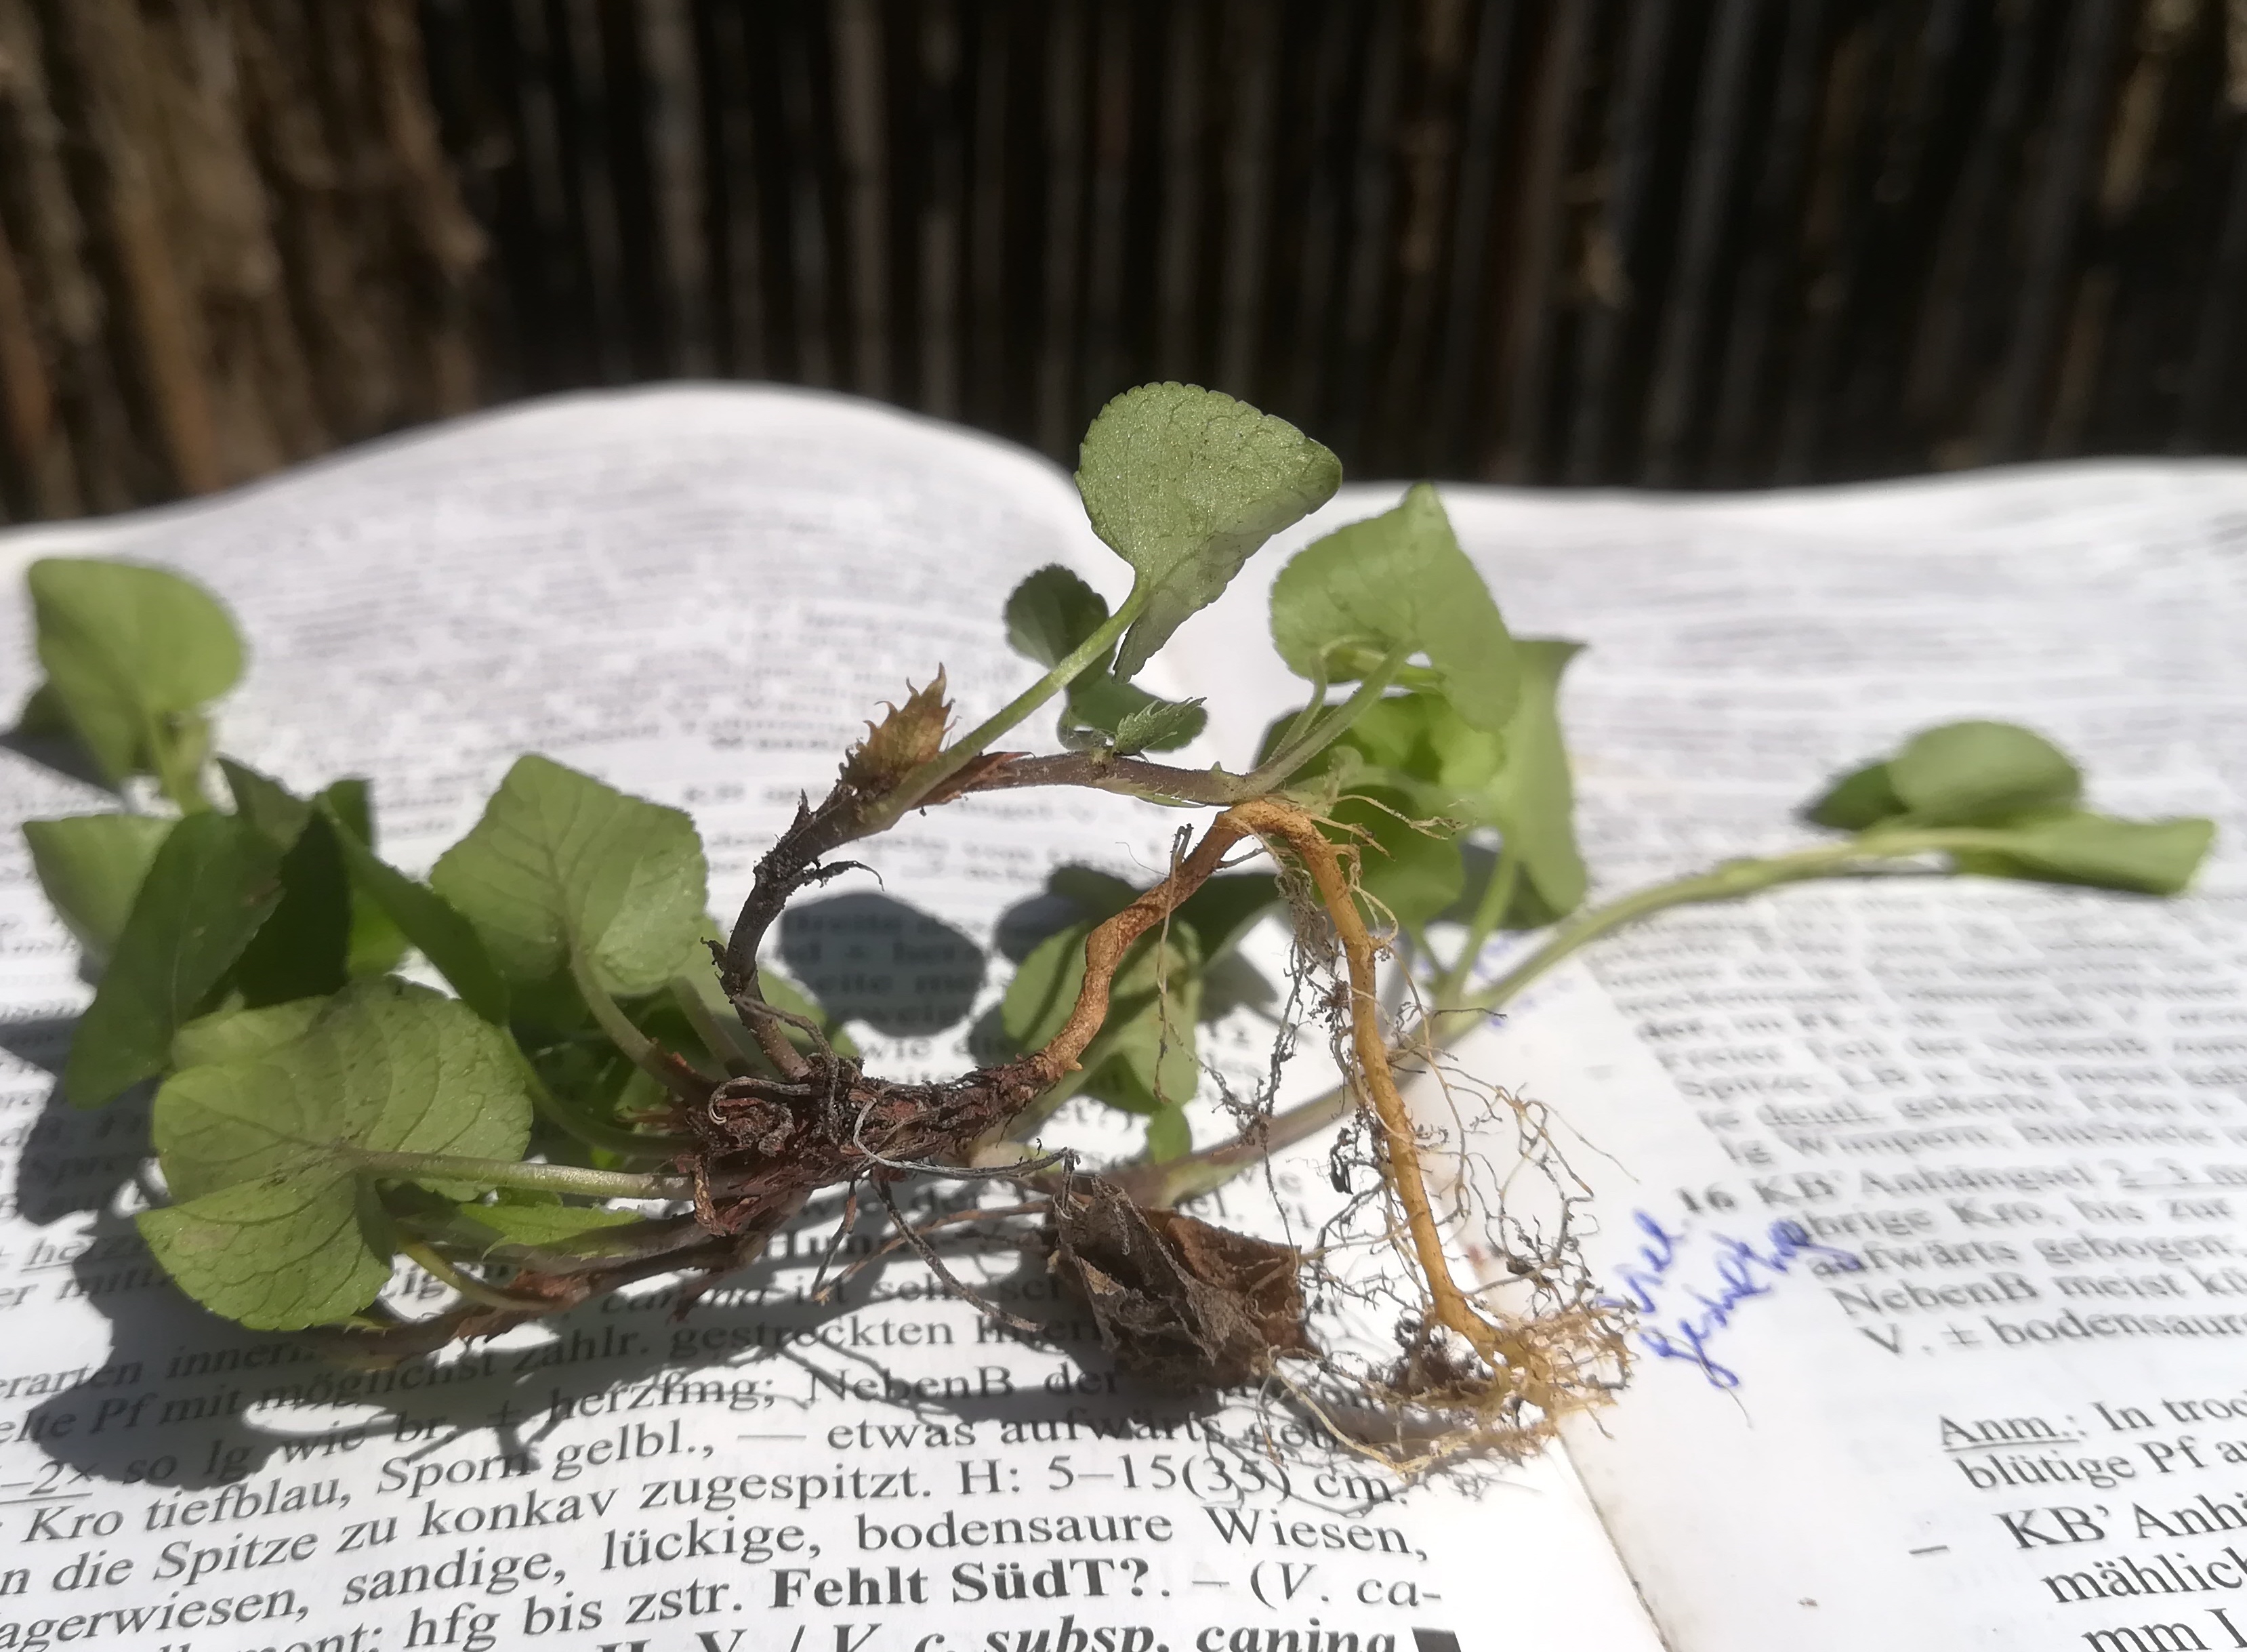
left=1248, top=644, right=1412, bottom=789
left=397, top=1236, right=553, bottom=1310
left=522, top=1057, right=695, bottom=1160
left=1432, top=838, right=1523, bottom=1005
left=868, top=583, right=1150, bottom=829
left=567, top=948, right=711, bottom=1100
left=344, top=1148, right=687, bottom=1201
left=1472, top=825, right=2031, bottom=1010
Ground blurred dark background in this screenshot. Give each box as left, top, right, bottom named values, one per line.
left=2, top=0, right=2244, bottom=522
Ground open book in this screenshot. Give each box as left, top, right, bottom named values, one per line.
left=0, top=386, right=2239, bottom=1652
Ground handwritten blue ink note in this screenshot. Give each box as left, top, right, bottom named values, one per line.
left=1606, top=1210, right=1862, bottom=1389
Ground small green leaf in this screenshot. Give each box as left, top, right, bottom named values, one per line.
left=1259, top=693, right=1451, bottom=811
left=1048, top=867, right=1142, bottom=922
left=23, top=812, right=175, bottom=964
left=221, top=762, right=354, bottom=1008
left=1338, top=795, right=1465, bottom=932
left=1888, top=722, right=2082, bottom=825
left=1199, top=950, right=1278, bottom=1021
left=15, top=681, right=69, bottom=737
left=221, top=758, right=312, bottom=848
left=141, top=980, right=537, bottom=1329
left=1002, top=565, right=1205, bottom=753
left=1002, top=913, right=1203, bottom=1112
left=430, top=756, right=709, bottom=1000
left=1273, top=645, right=1580, bottom=931
left=322, top=780, right=411, bottom=976
left=453, top=1200, right=640, bottom=1246
left=1264, top=694, right=1471, bottom=930
left=1002, top=921, right=1094, bottom=1052
left=325, top=808, right=509, bottom=1025
left=67, top=812, right=285, bottom=1107
left=1144, top=1102, right=1191, bottom=1163
left=1108, top=697, right=1208, bottom=755
left=1269, top=484, right=1519, bottom=731
left=1077, top=384, right=1341, bottom=680
left=1059, top=670, right=1205, bottom=753
left=1023, top=868, right=1273, bottom=1029
left=1956, top=812, right=2216, bottom=896
left=1807, top=762, right=1908, bottom=831
left=1005, top=566, right=1111, bottom=668
left=172, top=999, right=325, bottom=1071
left=1079, top=928, right=1203, bottom=1114
left=1452, top=640, right=1588, bottom=927
left=26, top=558, right=243, bottom=787
left=1172, top=873, right=1279, bottom=962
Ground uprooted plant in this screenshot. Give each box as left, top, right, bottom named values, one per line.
left=16, top=384, right=2215, bottom=1469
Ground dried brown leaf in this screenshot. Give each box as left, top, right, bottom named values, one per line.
left=1045, top=1174, right=1315, bottom=1388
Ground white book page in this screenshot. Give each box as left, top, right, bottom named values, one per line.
left=0, top=388, right=1657, bottom=1652
left=1178, top=466, right=2247, bottom=1652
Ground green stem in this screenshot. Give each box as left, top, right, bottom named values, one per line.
left=1432, top=839, right=1523, bottom=1005
left=524, top=1057, right=695, bottom=1161
left=397, top=1237, right=551, bottom=1310
left=569, top=949, right=712, bottom=1102
left=671, top=977, right=757, bottom=1075
left=1470, top=826, right=2017, bottom=1012
left=1124, top=825, right=2028, bottom=1205
left=571, top=949, right=657, bottom=1063
left=1248, top=645, right=1412, bottom=789
left=868, top=584, right=1150, bottom=831
left=1270, top=667, right=1332, bottom=757
left=347, top=1148, right=686, bottom=1201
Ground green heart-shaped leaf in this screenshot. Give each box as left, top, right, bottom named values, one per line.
left=23, top=812, right=175, bottom=965
left=1003, top=920, right=1097, bottom=1053
left=430, top=756, right=709, bottom=1001
left=327, top=805, right=509, bottom=1025
left=26, top=558, right=243, bottom=787
left=1890, top=722, right=2082, bottom=825
left=1048, top=867, right=1141, bottom=922
left=1449, top=640, right=1588, bottom=927
left=1144, top=1102, right=1191, bottom=1163
left=1004, top=565, right=1113, bottom=669
left=1805, top=761, right=1908, bottom=831
left=140, top=980, right=537, bottom=1329
left=1256, top=699, right=1460, bottom=931
left=1172, top=873, right=1279, bottom=962
left=140, top=1176, right=392, bottom=1334
left=171, top=999, right=327, bottom=1072
left=220, top=762, right=355, bottom=1008
left=1079, top=927, right=1203, bottom=1115
left=67, top=811, right=286, bottom=1107
left=1956, top=812, right=2215, bottom=896
left=1269, top=484, right=1520, bottom=732
left=321, top=779, right=411, bottom=977
left=1077, top=384, right=1340, bottom=680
